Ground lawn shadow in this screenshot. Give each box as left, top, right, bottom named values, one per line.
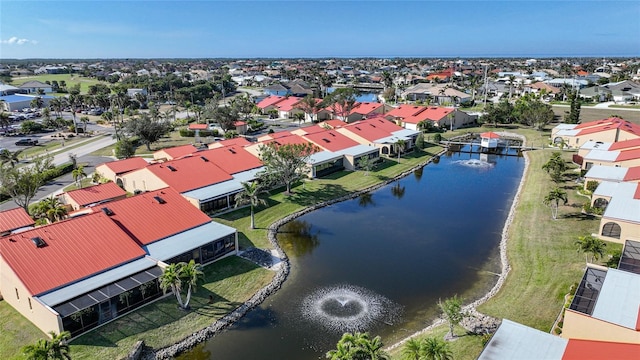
left=286, top=183, right=349, bottom=206
left=561, top=212, right=596, bottom=220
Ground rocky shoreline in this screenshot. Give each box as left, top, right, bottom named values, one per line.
left=143, top=135, right=525, bottom=359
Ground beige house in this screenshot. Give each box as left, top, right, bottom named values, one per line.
left=551, top=118, right=640, bottom=149
left=583, top=165, right=640, bottom=191
left=153, top=144, right=198, bottom=161
left=58, top=182, right=127, bottom=210
left=562, top=265, right=640, bottom=344
left=95, top=157, right=149, bottom=184
left=591, top=181, right=640, bottom=244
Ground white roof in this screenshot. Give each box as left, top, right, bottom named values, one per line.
left=335, top=144, right=379, bottom=157
left=308, top=150, right=343, bottom=165
left=182, top=167, right=263, bottom=202
left=604, top=196, right=640, bottom=223
left=477, top=319, right=567, bottom=360
left=594, top=181, right=637, bottom=198
left=144, top=221, right=235, bottom=262
left=581, top=140, right=612, bottom=151
left=554, top=129, right=580, bottom=137
left=591, top=268, right=640, bottom=329
left=553, top=123, right=578, bottom=131
left=584, top=149, right=620, bottom=162
left=585, top=165, right=627, bottom=182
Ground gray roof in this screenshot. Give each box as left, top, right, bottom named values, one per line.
left=477, top=319, right=567, bottom=360
left=584, top=149, right=620, bottom=162
left=182, top=167, right=263, bottom=202
left=594, top=181, right=637, bottom=198
left=554, top=129, right=580, bottom=137
left=580, top=140, right=612, bottom=151
left=553, top=124, right=578, bottom=131
left=585, top=165, right=627, bottom=182
left=144, top=221, right=235, bottom=262
left=603, top=195, right=640, bottom=223
left=37, top=256, right=158, bottom=307
left=335, top=144, right=379, bottom=157
left=308, top=150, right=343, bottom=165
left=591, top=268, right=640, bottom=329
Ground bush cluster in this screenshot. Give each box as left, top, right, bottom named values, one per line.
left=178, top=129, right=220, bottom=137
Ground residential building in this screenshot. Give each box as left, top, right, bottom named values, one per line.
left=95, top=157, right=149, bottom=184
left=0, top=207, right=35, bottom=235
left=591, top=181, right=640, bottom=244
left=552, top=118, right=640, bottom=150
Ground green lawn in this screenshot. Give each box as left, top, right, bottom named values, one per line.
left=10, top=74, right=106, bottom=95
left=89, top=131, right=196, bottom=158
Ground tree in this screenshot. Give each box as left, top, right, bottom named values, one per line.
left=575, top=235, right=607, bottom=264
left=159, top=260, right=204, bottom=310
left=30, top=96, right=44, bottom=110
left=515, top=97, right=554, bottom=130
left=438, top=295, right=467, bottom=339
left=0, top=111, right=11, bottom=132
left=326, top=332, right=389, bottom=360
left=415, top=133, right=425, bottom=150
left=0, top=155, right=53, bottom=212
left=79, top=116, right=90, bottom=135
left=72, top=165, right=87, bottom=188
left=293, top=112, right=305, bottom=126
left=325, top=88, right=359, bottom=121
left=401, top=338, right=423, bottom=360
left=32, top=196, right=68, bottom=223
left=420, top=337, right=453, bottom=360
left=234, top=181, right=268, bottom=229
left=542, top=152, right=567, bottom=183
left=357, top=155, right=376, bottom=176
left=395, top=139, right=407, bottom=162
left=123, top=113, right=172, bottom=151
left=114, top=138, right=136, bottom=159
left=0, top=149, right=23, bottom=168
left=22, top=331, right=71, bottom=360
left=564, top=89, right=581, bottom=124
left=296, top=95, right=320, bottom=123
left=159, top=263, right=184, bottom=309
left=258, top=142, right=317, bottom=194
left=543, top=187, right=568, bottom=220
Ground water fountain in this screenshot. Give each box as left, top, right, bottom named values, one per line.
left=300, top=285, right=401, bottom=333
left=454, top=159, right=494, bottom=169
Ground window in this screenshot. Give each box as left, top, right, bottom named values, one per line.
left=15, top=288, right=19, bottom=300
left=602, top=222, right=621, bottom=239
left=28, top=298, right=32, bottom=310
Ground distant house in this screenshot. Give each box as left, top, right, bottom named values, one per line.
left=0, top=94, right=55, bottom=112
left=551, top=118, right=640, bottom=150
left=18, top=80, right=53, bottom=94
left=153, top=144, right=199, bottom=161
left=0, top=207, right=35, bottom=235
left=264, top=83, right=290, bottom=96
left=95, top=157, right=149, bottom=184
left=591, top=181, right=640, bottom=244
left=58, top=182, right=127, bottom=210
left=384, top=105, right=476, bottom=131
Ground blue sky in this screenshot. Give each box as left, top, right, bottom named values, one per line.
left=1, top=1, right=639, bottom=59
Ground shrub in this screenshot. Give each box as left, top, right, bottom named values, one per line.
left=586, top=180, right=599, bottom=193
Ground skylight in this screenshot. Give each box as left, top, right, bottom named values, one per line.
left=30, top=236, right=46, bottom=248
left=153, top=196, right=166, bottom=204
left=167, top=165, right=177, bottom=172
left=101, top=207, right=114, bottom=216
left=200, top=156, right=209, bottom=162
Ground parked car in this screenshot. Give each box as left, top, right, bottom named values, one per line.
left=14, top=138, right=38, bottom=146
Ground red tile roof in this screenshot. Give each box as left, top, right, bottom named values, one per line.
left=210, top=137, right=251, bottom=148
left=63, top=182, right=126, bottom=207
left=385, top=105, right=427, bottom=119
left=340, top=121, right=394, bottom=142
left=562, top=339, right=640, bottom=360
left=256, top=95, right=286, bottom=109
left=0, top=207, right=34, bottom=234
left=99, top=157, right=149, bottom=175
left=264, top=134, right=318, bottom=149
left=93, top=187, right=211, bottom=246
left=303, top=130, right=360, bottom=152
left=1, top=213, right=145, bottom=295
left=154, top=144, right=199, bottom=160
left=146, top=156, right=233, bottom=192
left=274, top=97, right=303, bottom=112
left=608, top=138, right=640, bottom=151
left=623, top=166, right=640, bottom=181
left=361, top=117, right=405, bottom=132
left=321, top=119, right=348, bottom=129
left=188, top=124, right=208, bottom=130
left=198, top=145, right=263, bottom=174
left=634, top=183, right=640, bottom=200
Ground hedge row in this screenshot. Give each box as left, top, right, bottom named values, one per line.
left=179, top=129, right=221, bottom=137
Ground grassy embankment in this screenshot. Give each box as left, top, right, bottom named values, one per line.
left=388, top=126, right=621, bottom=360
left=10, top=74, right=105, bottom=95
left=0, top=143, right=442, bottom=359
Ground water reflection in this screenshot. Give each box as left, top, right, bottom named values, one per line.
left=358, top=192, right=375, bottom=208
left=390, top=182, right=406, bottom=199
left=413, top=165, right=424, bottom=182
left=278, top=220, right=320, bottom=257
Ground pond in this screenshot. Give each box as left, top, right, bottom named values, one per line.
left=179, top=151, right=525, bottom=360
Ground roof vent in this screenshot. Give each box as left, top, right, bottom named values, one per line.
left=355, top=126, right=361, bottom=130
left=329, top=132, right=336, bottom=137
left=228, top=148, right=236, bottom=154
left=167, top=165, right=177, bottom=172
left=200, top=156, right=209, bottom=162
left=153, top=196, right=166, bottom=204
left=101, top=207, right=114, bottom=216
left=322, top=138, right=330, bottom=143
left=30, top=236, right=46, bottom=248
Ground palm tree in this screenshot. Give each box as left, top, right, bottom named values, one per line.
left=420, top=337, right=453, bottom=360
left=542, top=152, right=567, bottom=183
left=22, top=331, right=71, bottom=360
left=326, top=332, right=389, bottom=360
left=401, top=338, right=423, bottom=360
left=72, top=165, right=87, bottom=188
left=0, top=111, right=11, bottom=131
left=32, top=197, right=67, bottom=223
left=234, top=181, right=268, bottom=229
left=159, top=263, right=185, bottom=309
left=575, top=235, right=607, bottom=264
left=357, top=333, right=389, bottom=360
left=438, top=295, right=466, bottom=339
left=395, top=139, right=407, bottom=162
left=293, top=112, right=305, bottom=126
left=0, top=149, right=23, bottom=168
left=180, top=260, right=204, bottom=310
left=543, top=187, right=568, bottom=220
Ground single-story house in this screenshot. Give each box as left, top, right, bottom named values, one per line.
left=57, top=182, right=127, bottom=210
left=551, top=118, right=640, bottom=149
left=584, top=165, right=640, bottom=190
left=18, top=80, right=53, bottom=94
left=153, top=144, right=199, bottom=161
left=0, top=94, right=55, bottom=112
left=591, top=181, right=640, bottom=244
left=385, top=105, right=476, bottom=131
left=0, top=207, right=35, bottom=236
left=95, top=157, right=149, bottom=184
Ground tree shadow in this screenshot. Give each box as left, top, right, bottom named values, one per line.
left=561, top=212, right=596, bottom=220
left=286, top=183, right=348, bottom=206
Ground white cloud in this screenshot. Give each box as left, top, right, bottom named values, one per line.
left=1, top=36, right=38, bottom=45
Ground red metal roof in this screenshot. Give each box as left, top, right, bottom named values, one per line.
left=1, top=213, right=145, bottom=295
left=295, top=125, right=327, bottom=135
left=146, top=156, right=233, bottom=192
left=361, top=117, right=405, bottom=133
left=303, top=130, right=360, bottom=152
left=155, top=144, right=199, bottom=160
left=609, top=138, right=640, bottom=151
left=198, top=145, right=263, bottom=174
left=63, top=182, right=126, bottom=207
left=385, top=105, right=427, bottom=119
left=264, top=134, right=318, bottom=149
left=93, top=187, right=211, bottom=246
left=99, top=157, right=149, bottom=175
left=481, top=132, right=501, bottom=139
left=340, top=120, right=393, bottom=142
left=351, top=102, right=383, bottom=115
left=256, top=95, right=286, bottom=109
left=321, top=119, right=348, bottom=129
left=562, top=339, right=640, bottom=360
left=209, top=137, right=252, bottom=148
left=623, top=166, right=640, bottom=181
left=0, top=207, right=34, bottom=233
left=616, top=148, right=640, bottom=162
